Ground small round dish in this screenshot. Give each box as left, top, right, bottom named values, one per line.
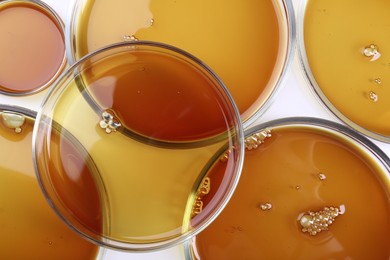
left=66, top=0, right=295, bottom=126
left=0, top=0, right=66, bottom=95
left=185, top=117, right=390, bottom=259
left=33, top=41, right=244, bottom=251
left=298, top=0, right=390, bottom=142
left=0, top=104, right=104, bottom=259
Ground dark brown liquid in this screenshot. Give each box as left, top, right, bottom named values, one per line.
left=193, top=127, right=390, bottom=259
left=0, top=112, right=100, bottom=259
left=83, top=49, right=237, bottom=142
left=75, top=0, right=286, bottom=122
left=44, top=128, right=104, bottom=238
left=34, top=45, right=242, bottom=244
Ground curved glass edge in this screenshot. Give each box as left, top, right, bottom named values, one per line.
left=183, top=116, right=390, bottom=260
left=65, top=0, right=80, bottom=65
left=70, top=40, right=244, bottom=148
left=296, top=0, right=390, bottom=143
left=66, top=0, right=296, bottom=128
left=0, top=0, right=68, bottom=96
left=34, top=41, right=245, bottom=251
left=0, top=104, right=106, bottom=260
left=243, top=0, right=297, bottom=128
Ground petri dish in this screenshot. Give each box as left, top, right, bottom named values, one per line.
left=0, top=105, right=104, bottom=259
left=185, top=117, right=390, bottom=259
left=33, top=41, right=244, bottom=251
left=0, top=0, right=67, bottom=95
left=298, top=0, right=390, bottom=142
left=66, top=0, right=295, bottom=126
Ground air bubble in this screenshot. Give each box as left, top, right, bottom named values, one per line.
left=363, top=44, right=381, bottom=61
left=369, top=91, right=378, bottom=102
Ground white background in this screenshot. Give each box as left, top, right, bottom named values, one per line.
left=2, top=0, right=389, bottom=259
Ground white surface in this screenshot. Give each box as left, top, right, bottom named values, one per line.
left=2, top=0, right=389, bottom=259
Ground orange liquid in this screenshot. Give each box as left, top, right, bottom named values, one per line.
left=192, top=126, right=390, bottom=259
left=304, top=0, right=390, bottom=137
left=74, top=0, right=288, bottom=122
left=83, top=49, right=235, bottom=142
left=0, top=1, right=65, bottom=94
left=0, top=111, right=100, bottom=259
left=34, top=45, right=242, bottom=245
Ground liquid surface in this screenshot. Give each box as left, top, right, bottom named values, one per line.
left=0, top=111, right=100, bottom=259
left=192, top=126, right=390, bottom=259
left=74, top=0, right=287, bottom=122
left=0, top=2, right=65, bottom=94
left=34, top=45, right=242, bottom=245
left=304, top=0, right=390, bottom=137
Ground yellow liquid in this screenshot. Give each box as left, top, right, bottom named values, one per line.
left=192, top=126, right=390, bottom=259
left=74, top=0, right=288, bottom=122
left=304, top=0, right=390, bottom=137
left=0, top=111, right=99, bottom=259
left=35, top=47, right=241, bottom=244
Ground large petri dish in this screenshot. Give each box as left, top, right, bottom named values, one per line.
left=0, top=105, right=104, bottom=259
left=33, top=41, right=244, bottom=251
left=66, top=0, right=295, bottom=126
left=0, top=0, right=66, bottom=95
left=298, top=0, right=390, bottom=142
left=185, top=117, right=390, bottom=259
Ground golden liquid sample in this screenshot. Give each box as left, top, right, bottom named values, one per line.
left=0, top=110, right=100, bottom=259
left=304, top=0, right=390, bottom=137
left=0, top=1, right=65, bottom=94
left=34, top=45, right=242, bottom=246
left=191, top=126, right=390, bottom=259
left=73, top=0, right=288, bottom=122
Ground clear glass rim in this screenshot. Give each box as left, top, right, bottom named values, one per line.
left=0, top=0, right=67, bottom=96
left=296, top=0, right=390, bottom=143
left=184, top=115, right=390, bottom=259
left=242, top=0, right=297, bottom=128
left=65, top=0, right=297, bottom=128
left=32, top=40, right=245, bottom=251
left=0, top=104, right=106, bottom=259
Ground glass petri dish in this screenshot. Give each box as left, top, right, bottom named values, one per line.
left=0, top=105, right=104, bottom=259
left=33, top=41, right=244, bottom=251
left=298, top=0, right=390, bottom=142
left=0, top=0, right=67, bottom=95
left=185, top=117, right=390, bottom=259
left=66, top=0, right=295, bottom=126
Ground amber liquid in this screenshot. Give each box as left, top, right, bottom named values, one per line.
left=75, top=0, right=287, bottom=122
left=304, top=0, right=390, bottom=136
left=0, top=113, right=100, bottom=259
left=193, top=127, right=390, bottom=259
left=35, top=47, right=241, bottom=244
left=0, top=2, right=65, bottom=93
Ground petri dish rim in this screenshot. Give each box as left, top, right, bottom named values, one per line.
left=32, top=40, right=245, bottom=251
left=0, top=104, right=106, bottom=260
left=184, top=116, right=390, bottom=259
left=65, top=0, right=296, bottom=128
left=296, top=0, right=390, bottom=143
left=0, top=0, right=67, bottom=96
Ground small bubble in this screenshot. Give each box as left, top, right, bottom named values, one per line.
left=363, top=44, right=381, bottom=61
left=374, top=78, right=382, bottom=85
left=259, top=202, right=272, bottom=211
left=123, top=35, right=139, bottom=42
left=369, top=91, right=379, bottom=102
left=295, top=185, right=302, bottom=190
left=48, top=241, right=53, bottom=245
left=318, top=173, right=327, bottom=181
left=150, top=18, right=155, bottom=26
